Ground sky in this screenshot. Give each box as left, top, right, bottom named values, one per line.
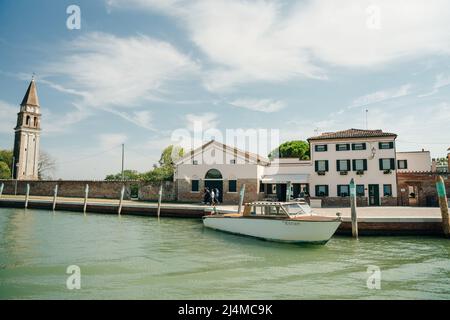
left=0, top=0, right=449, bottom=179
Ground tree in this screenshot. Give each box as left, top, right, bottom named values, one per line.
left=104, top=145, right=184, bottom=182
left=105, top=170, right=142, bottom=181
left=0, top=162, right=11, bottom=179
left=436, top=157, right=449, bottom=166
left=0, top=150, right=13, bottom=179
left=38, top=151, right=57, bottom=180
left=269, top=140, right=310, bottom=160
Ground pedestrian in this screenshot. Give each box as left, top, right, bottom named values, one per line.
left=210, top=189, right=216, bottom=206
left=203, top=187, right=210, bottom=204
left=214, top=188, right=220, bottom=204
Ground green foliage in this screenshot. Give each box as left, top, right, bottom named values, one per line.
left=0, top=150, right=13, bottom=179
left=0, top=161, right=11, bottom=179
left=104, top=145, right=184, bottom=182
left=436, top=157, right=448, bottom=166
left=269, top=140, right=310, bottom=160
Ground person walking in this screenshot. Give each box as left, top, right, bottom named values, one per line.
left=210, top=189, right=216, bottom=206
left=214, top=188, right=220, bottom=204
left=203, top=187, right=210, bottom=204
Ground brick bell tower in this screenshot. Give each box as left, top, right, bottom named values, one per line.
left=13, top=76, right=41, bottom=180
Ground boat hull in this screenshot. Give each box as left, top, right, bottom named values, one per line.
left=203, top=216, right=341, bottom=244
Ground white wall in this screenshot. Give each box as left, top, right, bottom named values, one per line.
left=396, top=151, right=431, bottom=172
left=309, top=138, right=397, bottom=198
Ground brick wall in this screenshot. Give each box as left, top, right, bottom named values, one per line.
left=397, top=172, right=450, bottom=207
left=0, top=179, right=176, bottom=201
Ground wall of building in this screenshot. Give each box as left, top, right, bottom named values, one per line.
left=396, top=151, right=431, bottom=172
left=0, top=180, right=176, bottom=202
left=309, top=137, right=398, bottom=198
left=397, top=172, right=450, bottom=207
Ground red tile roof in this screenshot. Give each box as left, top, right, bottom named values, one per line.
left=308, top=128, right=397, bottom=141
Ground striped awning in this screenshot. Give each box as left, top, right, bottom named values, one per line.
left=261, top=174, right=309, bottom=184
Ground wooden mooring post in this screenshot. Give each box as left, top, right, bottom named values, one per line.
left=118, top=184, right=125, bottom=215
left=24, top=183, right=30, bottom=209
left=436, top=175, right=450, bottom=237
left=238, top=184, right=246, bottom=214
left=157, top=184, right=163, bottom=218
left=0, top=182, right=4, bottom=198
left=349, top=178, right=358, bottom=238
left=83, top=184, right=89, bottom=214
left=52, top=184, right=58, bottom=211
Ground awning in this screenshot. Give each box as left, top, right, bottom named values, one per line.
left=261, top=174, right=309, bottom=184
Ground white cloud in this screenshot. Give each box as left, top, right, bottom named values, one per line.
left=229, top=98, right=285, bottom=113
left=98, top=133, right=127, bottom=150
left=0, top=100, right=17, bottom=133
left=185, top=112, right=219, bottom=131
left=349, top=84, right=412, bottom=108
left=108, top=0, right=450, bottom=91
left=43, top=32, right=198, bottom=129
left=418, top=73, right=450, bottom=97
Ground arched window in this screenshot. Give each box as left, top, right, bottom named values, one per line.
left=205, top=169, right=222, bottom=179
left=34, top=117, right=38, bottom=127
left=26, top=115, right=31, bottom=125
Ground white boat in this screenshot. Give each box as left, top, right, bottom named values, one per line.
left=203, top=201, right=342, bottom=244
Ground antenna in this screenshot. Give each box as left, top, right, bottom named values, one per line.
left=365, top=109, right=368, bottom=129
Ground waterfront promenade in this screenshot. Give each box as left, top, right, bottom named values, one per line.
left=0, top=194, right=445, bottom=236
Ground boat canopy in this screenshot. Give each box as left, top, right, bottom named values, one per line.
left=244, top=201, right=313, bottom=217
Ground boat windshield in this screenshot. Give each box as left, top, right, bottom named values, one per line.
left=282, top=203, right=312, bottom=216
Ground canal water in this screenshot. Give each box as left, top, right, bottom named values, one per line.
left=0, top=208, right=449, bottom=300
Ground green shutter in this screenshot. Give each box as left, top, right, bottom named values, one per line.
left=379, top=158, right=383, bottom=170
left=347, top=160, right=351, bottom=171
left=404, top=160, right=408, bottom=169
left=352, top=159, right=356, bottom=171
left=390, top=158, right=395, bottom=170
left=363, top=159, right=368, bottom=171
left=336, top=160, right=340, bottom=171
left=315, top=161, right=318, bottom=172
left=389, top=142, right=394, bottom=149
left=315, top=185, right=319, bottom=196
left=325, top=185, right=329, bottom=196
left=325, top=160, right=329, bottom=171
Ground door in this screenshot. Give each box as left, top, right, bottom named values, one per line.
left=368, top=184, right=380, bottom=206
left=204, top=180, right=223, bottom=202
left=276, top=184, right=287, bottom=202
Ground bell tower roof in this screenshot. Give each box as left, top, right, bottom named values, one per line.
left=20, top=77, right=40, bottom=107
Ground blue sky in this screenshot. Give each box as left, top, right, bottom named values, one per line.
left=0, top=0, right=449, bottom=179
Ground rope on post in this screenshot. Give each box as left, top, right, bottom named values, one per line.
left=118, top=184, right=125, bottom=215
left=157, top=184, right=163, bottom=218
left=52, top=184, right=58, bottom=211
left=0, top=182, right=4, bottom=198
left=238, top=184, right=246, bottom=214
left=83, top=184, right=89, bottom=214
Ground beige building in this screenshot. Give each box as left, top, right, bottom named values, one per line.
left=13, top=78, right=41, bottom=180
left=175, top=129, right=430, bottom=207
left=396, top=151, right=432, bottom=172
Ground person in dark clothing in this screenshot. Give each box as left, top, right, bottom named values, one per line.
left=214, top=188, right=220, bottom=204
left=203, top=187, right=211, bottom=204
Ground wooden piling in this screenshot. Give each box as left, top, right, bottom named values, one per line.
left=238, top=184, right=246, bottom=214
left=25, top=184, right=30, bottom=209
left=83, top=184, right=89, bottom=214
left=349, top=178, right=358, bottom=238
left=0, top=182, right=4, bottom=198
left=118, top=184, right=125, bottom=215
left=157, top=184, right=163, bottom=218
left=52, top=184, right=58, bottom=211
left=436, top=175, right=449, bottom=237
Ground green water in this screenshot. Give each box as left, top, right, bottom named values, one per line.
left=0, top=208, right=449, bottom=300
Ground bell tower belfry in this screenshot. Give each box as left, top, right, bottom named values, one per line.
left=13, top=77, right=41, bottom=180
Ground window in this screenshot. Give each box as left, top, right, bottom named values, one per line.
left=383, top=184, right=392, bottom=197
left=229, top=180, right=237, bottom=192
left=259, top=182, right=265, bottom=193
left=192, top=160, right=198, bottom=165
left=352, top=143, right=366, bottom=150
left=337, top=185, right=350, bottom=197
left=315, top=160, right=328, bottom=172
left=379, top=142, right=394, bottom=149
left=315, top=144, right=327, bottom=152
left=336, top=144, right=350, bottom=151
left=266, top=183, right=273, bottom=194
left=26, top=115, right=31, bottom=125
left=352, top=159, right=368, bottom=171
left=191, top=180, right=199, bottom=192
left=315, top=185, right=329, bottom=197
left=379, top=158, right=395, bottom=170
left=205, top=169, right=222, bottom=179
left=336, top=159, right=350, bottom=171
left=356, top=185, right=365, bottom=196
left=230, top=159, right=236, bottom=164
left=398, top=160, right=408, bottom=169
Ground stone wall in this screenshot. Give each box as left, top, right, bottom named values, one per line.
left=397, top=172, right=450, bottom=207
left=0, top=179, right=176, bottom=201
left=310, top=196, right=398, bottom=208
left=176, top=178, right=259, bottom=204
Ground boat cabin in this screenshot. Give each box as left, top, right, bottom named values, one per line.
left=243, top=201, right=313, bottom=218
